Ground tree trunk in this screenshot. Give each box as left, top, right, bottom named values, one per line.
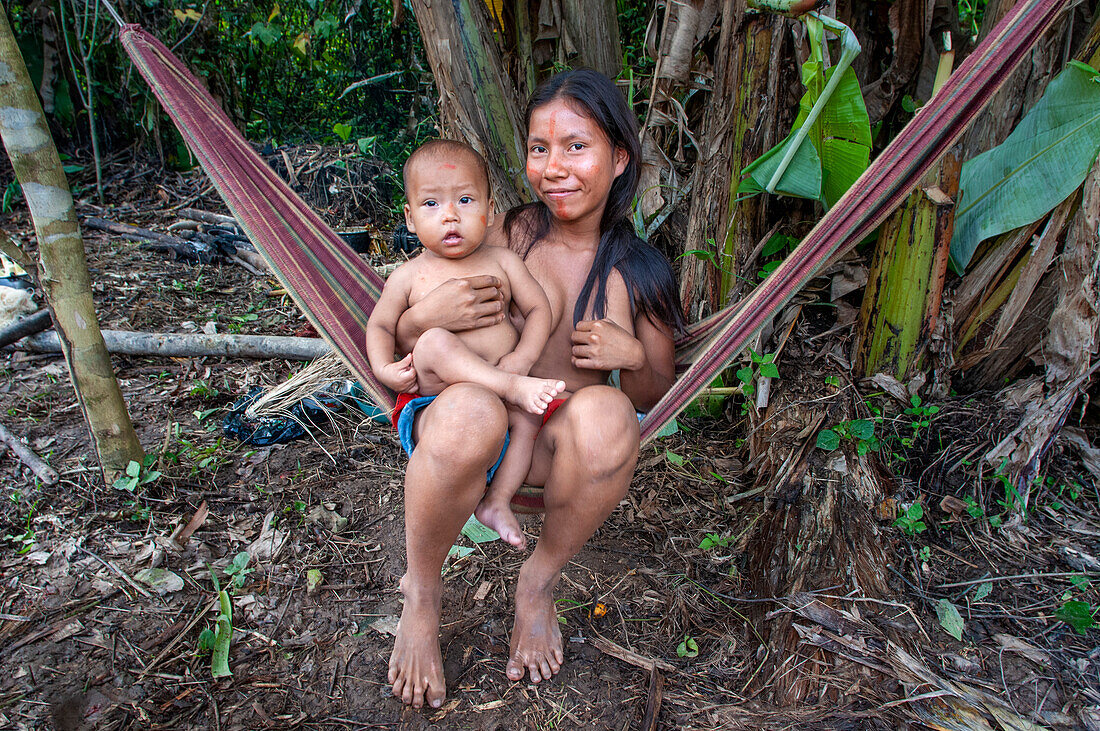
left=559, top=0, right=622, bottom=79
left=961, top=0, right=1073, bottom=158
left=0, top=5, right=143, bottom=481
left=680, top=7, right=788, bottom=318
left=408, top=0, right=529, bottom=210
left=745, top=369, right=892, bottom=705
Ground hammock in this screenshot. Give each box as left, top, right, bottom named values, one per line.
left=116, top=0, right=1068, bottom=447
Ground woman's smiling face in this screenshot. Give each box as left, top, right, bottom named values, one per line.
left=526, top=98, right=629, bottom=229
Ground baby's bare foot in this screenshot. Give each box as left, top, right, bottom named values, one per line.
left=388, top=576, right=446, bottom=709
left=505, top=376, right=565, bottom=415
left=475, top=499, right=526, bottom=549
left=506, top=566, right=563, bottom=683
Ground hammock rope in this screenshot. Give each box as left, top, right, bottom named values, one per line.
left=114, top=0, right=1069, bottom=445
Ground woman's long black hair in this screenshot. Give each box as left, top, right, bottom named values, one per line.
left=505, top=69, right=685, bottom=335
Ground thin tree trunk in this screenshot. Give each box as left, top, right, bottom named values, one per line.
left=680, top=6, right=787, bottom=318
left=559, top=0, right=622, bottom=79
left=409, top=0, right=528, bottom=210
left=0, top=5, right=143, bottom=481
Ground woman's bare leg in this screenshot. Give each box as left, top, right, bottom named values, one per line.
left=413, top=328, right=564, bottom=414
left=505, top=386, right=639, bottom=683
left=389, top=384, right=507, bottom=708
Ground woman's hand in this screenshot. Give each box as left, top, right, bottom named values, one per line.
left=570, top=319, right=645, bottom=372
left=396, top=276, right=505, bottom=352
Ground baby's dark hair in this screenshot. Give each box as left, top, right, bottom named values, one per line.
left=402, top=139, right=490, bottom=197
left=505, top=69, right=686, bottom=335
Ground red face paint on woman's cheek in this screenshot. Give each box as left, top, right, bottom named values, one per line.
left=480, top=215, right=486, bottom=224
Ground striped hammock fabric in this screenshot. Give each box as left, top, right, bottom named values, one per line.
left=117, top=0, right=1068, bottom=445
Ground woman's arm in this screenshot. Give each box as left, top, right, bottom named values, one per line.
left=393, top=275, right=505, bottom=354
left=618, top=314, right=675, bottom=411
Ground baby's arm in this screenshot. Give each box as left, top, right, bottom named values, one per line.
left=495, top=249, right=553, bottom=376
left=365, top=266, right=418, bottom=393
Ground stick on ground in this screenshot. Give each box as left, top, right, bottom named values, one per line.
left=0, top=419, right=59, bottom=485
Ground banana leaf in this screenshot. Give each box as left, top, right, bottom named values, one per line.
left=950, top=61, right=1100, bottom=272
left=740, top=16, right=872, bottom=207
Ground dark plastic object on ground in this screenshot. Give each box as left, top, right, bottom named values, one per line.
left=223, top=380, right=389, bottom=446
left=391, top=224, right=420, bottom=254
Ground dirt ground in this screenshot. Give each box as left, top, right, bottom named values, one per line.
left=1, top=153, right=1098, bottom=730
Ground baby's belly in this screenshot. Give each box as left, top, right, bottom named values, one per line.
left=456, top=321, right=519, bottom=366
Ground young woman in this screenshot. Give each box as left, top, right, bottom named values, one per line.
left=387, top=69, right=685, bottom=709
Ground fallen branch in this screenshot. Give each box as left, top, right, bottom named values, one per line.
left=177, top=207, right=237, bottom=227
left=589, top=633, right=675, bottom=672
left=0, top=309, right=52, bottom=349
left=0, top=420, right=59, bottom=485
left=15, top=330, right=332, bottom=360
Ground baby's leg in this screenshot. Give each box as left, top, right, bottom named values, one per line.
left=475, top=410, right=539, bottom=550
left=412, top=328, right=564, bottom=414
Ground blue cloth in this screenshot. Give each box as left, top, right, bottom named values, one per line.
left=395, top=394, right=509, bottom=481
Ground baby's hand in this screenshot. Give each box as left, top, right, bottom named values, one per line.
left=379, top=353, right=417, bottom=393
left=496, top=352, right=532, bottom=377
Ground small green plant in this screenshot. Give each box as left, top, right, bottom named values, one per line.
left=1056, top=600, right=1096, bottom=635
left=699, top=533, right=734, bottom=551
left=197, top=568, right=234, bottom=678
left=918, top=546, right=931, bottom=562
left=113, top=455, right=162, bottom=493
left=734, top=349, right=779, bottom=414
left=893, top=502, right=926, bottom=536
left=816, top=418, right=879, bottom=455
left=224, top=551, right=254, bottom=589
left=190, top=380, right=220, bottom=400
left=901, top=395, right=939, bottom=447
left=756, top=233, right=798, bottom=280
left=963, top=496, right=984, bottom=519
left=676, top=634, right=699, bottom=658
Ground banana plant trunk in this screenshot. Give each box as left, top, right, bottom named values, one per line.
left=853, top=151, right=961, bottom=379
left=680, top=9, right=788, bottom=319
left=0, top=5, right=143, bottom=482
left=408, top=0, right=529, bottom=210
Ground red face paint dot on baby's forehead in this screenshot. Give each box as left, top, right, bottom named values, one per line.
left=441, top=163, right=456, bottom=169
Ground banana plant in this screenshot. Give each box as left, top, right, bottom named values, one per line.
left=741, top=0, right=870, bottom=208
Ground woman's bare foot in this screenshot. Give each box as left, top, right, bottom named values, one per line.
left=388, top=576, right=446, bottom=708
left=475, top=498, right=526, bottom=549
left=504, top=376, right=565, bottom=415
left=506, top=565, right=563, bottom=683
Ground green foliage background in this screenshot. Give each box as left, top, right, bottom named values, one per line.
left=10, top=0, right=433, bottom=170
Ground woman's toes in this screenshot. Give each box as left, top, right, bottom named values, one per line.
left=506, top=660, right=524, bottom=681
left=528, top=663, right=542, bottom=683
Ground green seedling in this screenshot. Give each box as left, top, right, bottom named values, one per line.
left=190, top=380, right=220, bottom=400
left=893, top=502, right=926, bottom=536
left=676, top=634, right=699, bottom=658
left=901, top=395, right=939, bottom=447
left=209, top=570, right=234, bottom=678
left=816, top=418, right=879, bottom=455
left=113, top=455, right=162, bottom=493
left=734, top=349, right=779, bottom=415
left=1055, top=600, right=1096, bottom=635
left=699, top=533, right=734, bottom=551
left=918, top=546, right=931, bottom=562
left=224, top=551, right=253, bottom=590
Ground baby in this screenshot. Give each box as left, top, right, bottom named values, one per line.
left=366, top=140, right=563, bottom=549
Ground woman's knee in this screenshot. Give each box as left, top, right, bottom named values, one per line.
left=559, top=386, right=639, bottom=477
left=416, top=384, right=508, bottom=463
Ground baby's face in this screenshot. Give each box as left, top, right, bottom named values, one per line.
left=404, top=157, right=493, bottom=260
